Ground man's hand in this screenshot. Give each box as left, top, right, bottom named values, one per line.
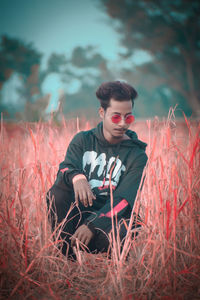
left=72, top=174, right=96, bottom=207
left=70, top=224, right=94, bottom=248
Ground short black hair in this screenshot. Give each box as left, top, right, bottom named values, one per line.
left=96, top=80, right=138, bottom=110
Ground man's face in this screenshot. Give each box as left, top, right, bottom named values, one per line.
left=99, top=98, right=133, bottom=144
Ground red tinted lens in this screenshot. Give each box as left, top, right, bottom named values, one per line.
left=111, top=115, right=121, bottom=123
left=125, top=115, right=135, bottom=124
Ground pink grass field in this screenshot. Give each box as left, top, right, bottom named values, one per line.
left=0, top=110, right=200, bottom=299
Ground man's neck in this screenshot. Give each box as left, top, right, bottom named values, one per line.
left=103, top=129, right=129, bottom=144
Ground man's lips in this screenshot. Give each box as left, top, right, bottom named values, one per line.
left=114, top=128, right=126, bottom=133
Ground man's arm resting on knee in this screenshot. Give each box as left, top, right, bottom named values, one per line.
left=84, top=153, right=148, bottom=233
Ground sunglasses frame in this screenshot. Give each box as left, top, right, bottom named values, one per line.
left=111, top=114, right=135, bottom=124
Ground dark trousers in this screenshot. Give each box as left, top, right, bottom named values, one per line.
left=46, top=184, right=140, bottom=258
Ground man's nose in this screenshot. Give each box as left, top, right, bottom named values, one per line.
left=118, top=118, right=126, bottom=126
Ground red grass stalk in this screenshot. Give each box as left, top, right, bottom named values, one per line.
left=28, top=127, right=37, bottom=164
left=166, top=200, right=171, bottom=241
left=182, top=111, right=192, bottom=138
left=24, top=210, right=29, bottom=269
left=109, top=156, right=120, bottom=263
left=189, top=128, right=200, bottom=169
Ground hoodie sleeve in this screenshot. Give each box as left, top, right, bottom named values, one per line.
left=85, top=152, right=148, bottom=233
left=54, top=132, right=86, bottom=189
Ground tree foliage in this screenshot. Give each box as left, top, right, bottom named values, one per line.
left=46, top=53, right=68, bottom=73
left=0, top=35, right=42, bottom=83
left=0, top=36, right=51, bottom=121
left=44, top=46, right=114, bottom=119
left=100, top=0, right=200, bottom=117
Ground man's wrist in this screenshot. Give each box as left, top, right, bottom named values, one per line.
left=72, top=174, right=86, bottom=184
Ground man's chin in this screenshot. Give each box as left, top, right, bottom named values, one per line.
left=112, top=132, right=124, bottom=139
left=113, top=129, right=126, bottom=136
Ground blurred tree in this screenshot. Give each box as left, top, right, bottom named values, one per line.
left=0, top=35, right=49, bottom=121
left=100, top=0, right=200, bottom=117
left=47, top=53, right=67, bottom=73
left=44, top=46, right=114, bottom=120
left=60, top=46, right=114, bottom=117
left=71, top=46, right=106, bottom=68
left=0, top=35, right=41, bottom=83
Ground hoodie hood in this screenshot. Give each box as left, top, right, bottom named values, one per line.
left=92, top=122, right=147, bottom=150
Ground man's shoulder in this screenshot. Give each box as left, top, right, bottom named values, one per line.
left=125, top=129, right=147, bottom=151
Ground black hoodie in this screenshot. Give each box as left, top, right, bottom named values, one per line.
left=55, top=122, right=148, bottom=233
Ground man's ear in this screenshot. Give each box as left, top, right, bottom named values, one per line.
left=98, top=107, right=104, bottom=119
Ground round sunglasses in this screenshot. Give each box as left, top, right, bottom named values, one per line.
left=111, top=114, right=135, bottom=124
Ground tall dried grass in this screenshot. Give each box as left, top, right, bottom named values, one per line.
left=0, top=110, right=199, bottom=299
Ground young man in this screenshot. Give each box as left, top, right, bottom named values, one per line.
left=47, top=81, right=148, bottom=258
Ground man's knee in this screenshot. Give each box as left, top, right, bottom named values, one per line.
left=46, top=184, right=75, bottom=224
left=47, top=184, right=74, bottom=208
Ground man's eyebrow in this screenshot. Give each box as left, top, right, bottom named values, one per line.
left=112, top=112, right=132, bottom=116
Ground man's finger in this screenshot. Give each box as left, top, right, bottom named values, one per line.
left=88, top=198, right=93, bottom=207
left=77, top=191, right=85, bottom=206
left=84, top=237, right=90, bottom=246
left=88, top=190, right=96, bottom=206
left=71, top=235, right=81, bottom=248
left=82, top=197, right=88, bottom=207
left=79, top=190, right=88, bottom=207
left=70, top=236, right=76, bottom=247
left=78, top=232, right=85, bottom=243
left=74, top=191, right=79, bottom=205
left=80, top=235, right=87, bottom=245
left=70, top=230, right=79, bottom=247
left=87, top=192, right=93, bottom=207
left=83, top=195, right=89, bottom=207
